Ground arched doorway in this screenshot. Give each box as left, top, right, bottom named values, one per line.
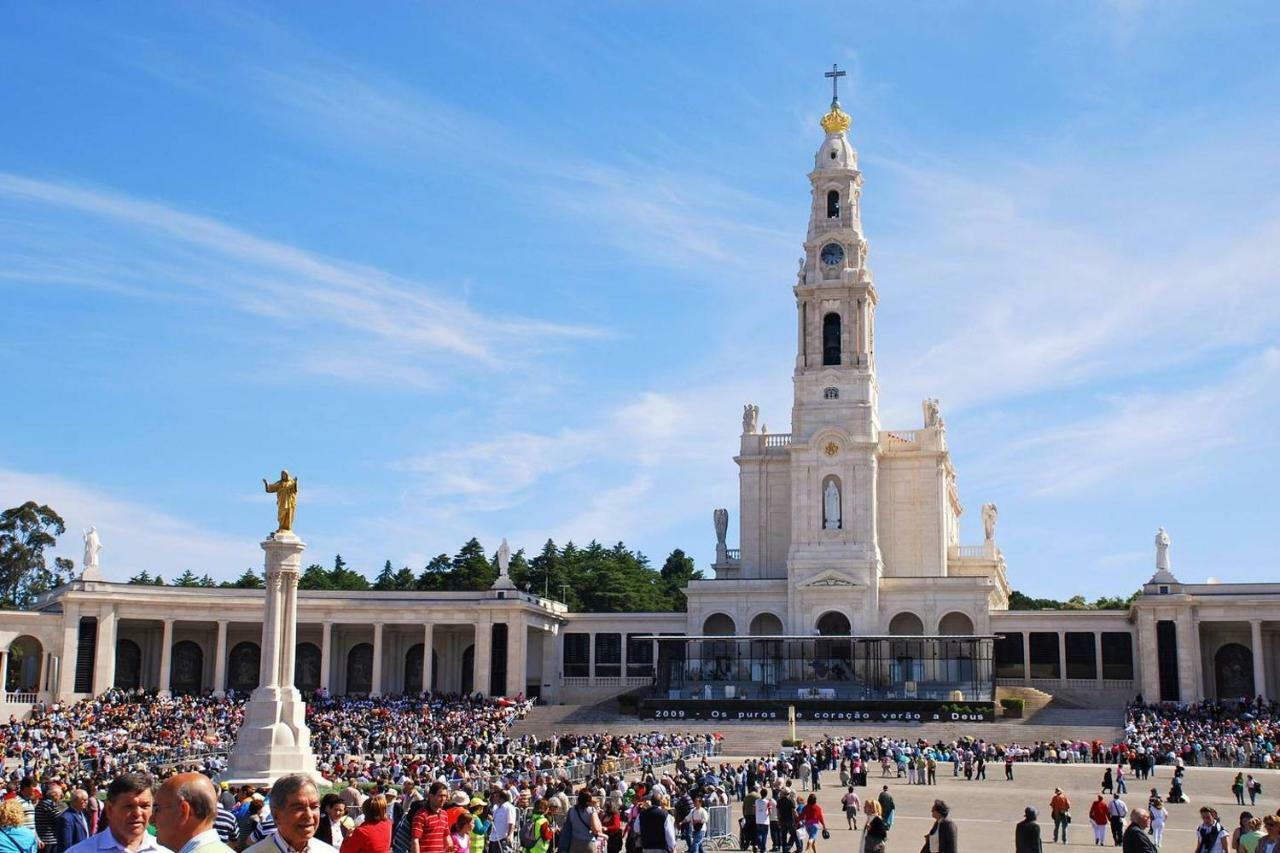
left=702, top=613, right=736, bottom=636
left=748, top=613, right=784, bottom=691
left=170, top=641, right=203, bottom=694
left=815, top=612, right=852, bottom=682
left=405, top=643, right=424, bottom=695
left=5, top=636, right=43, bottom=693
left=1214, top=643, right=1254, bottom=699
left=295, top=643, right=321, bottom=693
left=887, top=613, right=925, bottom=686
left=749, top=613, right=783, bottom=635
left=114, top=638, right=142, bottom=689
left=461, top=644, right=474, bottom=695
left=938, top=612, right=974, bottom=635
left=227, top=642, right=261, bottom=693
left=346, top=643, right=373, bottom=694
left=888, top=612, right=925, bottom=635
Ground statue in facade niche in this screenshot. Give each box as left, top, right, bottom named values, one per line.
left=742, top=404, right=759, bottom=434
left=82, top=526, right=102, bottom=575
left=713, top=508, right=729, bottom=546
left=981, top=503, right=998, bottom=542
left=823, top=480, right=841, bottom=530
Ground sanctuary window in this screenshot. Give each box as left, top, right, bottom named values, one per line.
left=822, top=313, right=841, bottom=366
left=824, top=386, right=839, bottom=399
left=826, top=189, right=840, bottom=218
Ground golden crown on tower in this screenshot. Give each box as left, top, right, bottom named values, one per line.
left=820, top=101, right=852, bottom=134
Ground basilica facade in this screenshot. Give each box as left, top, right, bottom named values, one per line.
left=1, top=94, right=1276, bottom=719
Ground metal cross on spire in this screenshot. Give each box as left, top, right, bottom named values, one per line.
left=824, top=63, right=846, bottom=104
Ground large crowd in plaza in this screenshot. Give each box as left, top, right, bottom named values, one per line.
left=1, top=691, right=1279, bottom=853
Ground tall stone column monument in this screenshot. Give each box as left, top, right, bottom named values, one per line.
left=224, top=471, right=319, bottom=784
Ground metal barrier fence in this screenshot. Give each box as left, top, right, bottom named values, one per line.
left=704, top=805, right=735, bottom=850
left=481, top=740, right=723, bottom=790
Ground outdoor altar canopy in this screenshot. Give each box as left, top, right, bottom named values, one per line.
left=637, top=634, right=997, bottom=721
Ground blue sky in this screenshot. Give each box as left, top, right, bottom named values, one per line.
left=2, top=2, right=1279, bottom=597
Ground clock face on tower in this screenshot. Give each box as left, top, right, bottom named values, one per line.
left=820, top=242, right=845, bottom=266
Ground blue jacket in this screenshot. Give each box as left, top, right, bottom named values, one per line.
left=55, top=809, right=90, bottom=853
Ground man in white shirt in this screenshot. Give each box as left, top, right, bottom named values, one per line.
left=66, top=773, right=172, bottom=853
left=752, top=791, right=773, bottom=853
left=1107, top=795, right=1128, bottom=847
left=488, top=790, right=518, bottom=853
left=243, top=775, right=337, bottom=853
left=153, top=773, right=234, bottom=853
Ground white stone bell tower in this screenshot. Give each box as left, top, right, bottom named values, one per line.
left=784, top=79, right=883, bottom=633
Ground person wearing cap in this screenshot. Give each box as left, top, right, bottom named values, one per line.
left=466, top=799, right=490, bottom=853
left=1049, top=789, right=1071, bottom=845
left=1016, top=807, right=1043, bottom=853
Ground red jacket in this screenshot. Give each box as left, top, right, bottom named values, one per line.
left=1089, top=801, right=1110, bottom=826
left=341, top=820, right=392, bottom=853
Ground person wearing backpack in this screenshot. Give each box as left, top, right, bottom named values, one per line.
left=1193, top=808, right=1229, bottom=853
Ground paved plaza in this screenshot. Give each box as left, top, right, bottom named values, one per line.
left=724, top=757, right=1276, bottom=852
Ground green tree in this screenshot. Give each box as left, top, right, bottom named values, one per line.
left=198, top=574, right=217, bottom=587
left=327, top=554, right=370, bottom=590
left=299, top=563, right=333, bottom=590
left=222, top=567, right=264, bottom=589
left=1009, top=589, right=1138, bottom=611
left=127, top=570, right=154, bottom=585
left=392, top=565, right=416, bottom=590
left=659, top=548, right=702, bottom=612
left=0, top=502, right=72, bottom=609
left=173, top=569, right=201, bottom=587
left=373, top=560, right=397, bottom=590
left=416, top=554, right=451, bottom=591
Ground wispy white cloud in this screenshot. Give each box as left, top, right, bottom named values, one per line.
left=969, top=347, right=1280, bottom=498
left=0, top=173, right=603, bottom=384
left=0, top=466, right=254, bottom=582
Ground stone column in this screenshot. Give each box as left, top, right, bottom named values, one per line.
left=1136, top=610, right=1160, bottom=701
left=371, top=623, right=384, bottom=697
left=505, top=618, right=527, bottom=697
left=92, top=606, right=117, bottom=695
left=588, top=632, right=596, bottom=684
left=620, top=631, right=629, bottom=683
left=541, top=628, right=560, bottom=703
left=56, top=605, right=80, bottom=699
left=1176, top=609, right=1201, bottom=701
left=157, top=619, right=175, bottom=697
left=224, top=531, right=317, bottom=784
left=1094, top=632, right=1105, bottom=685
left=421, top=623, right=434, bottom=694
left=0, top=652, right=8, bottom=695
left=1057, top=632, right=1067, bottom=682
left=1251, top=620, right=1267, bottom=700
left=473, top=619, right=493, bottom=696
left=212, top=620, right=228, bottom=697
left=319, top=622, right=332, bottom=692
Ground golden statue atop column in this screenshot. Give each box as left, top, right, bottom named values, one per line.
left=263, top=470, right=298, bottom=532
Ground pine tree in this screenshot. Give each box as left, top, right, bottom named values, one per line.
left=416, top=554, right=450, bottom=591
left=659, top=548, right=702, bottom=612
left=222, top=567, right=264, bottom=589
left=127, top=570, right=153, bottom=585
left=373, top=560, right=396, bottom=590
left=173, top=569, right=201, bottom=587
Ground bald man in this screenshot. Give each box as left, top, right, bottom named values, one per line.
left=153, top=774, right=235, bottom=853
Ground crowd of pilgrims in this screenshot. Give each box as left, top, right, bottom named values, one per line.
left=1, top=692, right=1279, bottom=853
left=0, top=691, right=719, bottom=795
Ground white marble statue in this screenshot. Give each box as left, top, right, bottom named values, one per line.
left=1155, top=527, right=1171, bottom=571
left=713, top=509, right=729, bottom=546
left=82, top=526, right=102, bottom=576
left=981, top=503, right=998, bottom=542
left=742, top=403, right=760, bottom=435
left=823, top=480, right=841, bottom=530
left=923, top=398, right=942, bottom=429
left=493, top=538, right=516, bottom=590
